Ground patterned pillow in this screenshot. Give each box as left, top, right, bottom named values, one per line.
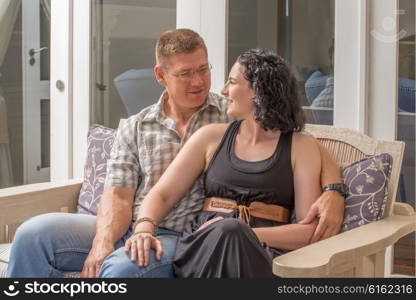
left=77, top=124, right=116, bottom=215
left=340, top=153, right=393, bottom=232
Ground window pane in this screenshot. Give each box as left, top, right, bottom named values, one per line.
left=394, top=0, right=415, bottom=277
left=228, top=0, right=335, bottom=125
left=91, top=0, right=176, bottom=129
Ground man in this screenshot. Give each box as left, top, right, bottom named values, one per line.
left=7, top=29, right=345, bottom=278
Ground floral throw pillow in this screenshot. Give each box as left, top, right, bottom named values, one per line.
left=77, top=125, right=116, bottom=215
left=340, top=153, right=393, bottom=232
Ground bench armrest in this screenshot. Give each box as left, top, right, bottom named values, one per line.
left=0, top=179, right=83, bottom=243
left=273, top=213, right=416, bottom=277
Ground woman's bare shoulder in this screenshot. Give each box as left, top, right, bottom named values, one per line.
left=193, top=123, right=229, bottom=141
left=291, top=132, right=320, bottom=156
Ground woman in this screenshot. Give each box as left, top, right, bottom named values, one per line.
left=125, top=49, right=322, bottom=278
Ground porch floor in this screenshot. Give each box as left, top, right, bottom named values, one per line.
left=393, top=233, right=416, bottom=277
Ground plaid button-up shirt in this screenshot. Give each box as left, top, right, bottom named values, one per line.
left=105, top=91, right=230, bottom=232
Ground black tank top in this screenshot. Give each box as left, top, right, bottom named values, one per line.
left=203, top=120, right=295, bottom=210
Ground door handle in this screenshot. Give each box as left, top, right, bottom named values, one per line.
left=29, top=47, right=49, bottom=66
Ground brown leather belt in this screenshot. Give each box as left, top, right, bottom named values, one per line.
left=203, top=197, right=290, bottom=225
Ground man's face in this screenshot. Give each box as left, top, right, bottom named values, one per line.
left=155, top=48, right=211, bottom=110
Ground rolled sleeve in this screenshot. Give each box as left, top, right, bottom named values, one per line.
left=105, top=118, right=142, bottom=189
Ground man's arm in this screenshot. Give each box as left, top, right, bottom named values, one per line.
left=299, top=142, right=345, bottom=243
left=80, top=186, right=135, bottom=278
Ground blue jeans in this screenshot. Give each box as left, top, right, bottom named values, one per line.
left=6, top=213, right=179, bottom=278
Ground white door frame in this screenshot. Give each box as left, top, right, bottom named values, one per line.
left=50, top=0, right=73, bottom=181
left=72, top=0, right=91, bottom=179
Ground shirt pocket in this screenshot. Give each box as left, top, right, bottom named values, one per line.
left=140, top=132, right=180, bottom=175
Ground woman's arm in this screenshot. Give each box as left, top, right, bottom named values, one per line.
left=125, top=124, right=226, bottom=265
left=252, top=133, right=322, bottom=250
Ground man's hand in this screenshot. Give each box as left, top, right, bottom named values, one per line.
left=80, top=240, right=114, bottom=278
left=299, top=190, right=344, bottom=243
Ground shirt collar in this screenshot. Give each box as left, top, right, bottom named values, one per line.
left=142, top=91, right=168, bottom=123
left=203, top=92, right=222, bottom=112
left=142, top=90, right=222, bottom=123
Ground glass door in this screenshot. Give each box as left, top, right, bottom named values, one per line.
left=0, top=0, right=51, bottom=188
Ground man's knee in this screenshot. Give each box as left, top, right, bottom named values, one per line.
left=99, top=248, right=173, bottom=278
left=13, top=213, right=63, bottom=247
left=99, top=234, right=178, bottom=278
left=99, top=249, right=138, bottom=278
left=13, top=213, right=95, bottom=248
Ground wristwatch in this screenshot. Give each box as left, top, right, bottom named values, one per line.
left=323, top=183, right=349, bottom=198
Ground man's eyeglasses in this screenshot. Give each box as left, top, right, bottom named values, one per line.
left=166, top=63, right=212, bottom=81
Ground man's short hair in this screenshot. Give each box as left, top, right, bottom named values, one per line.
left=156, top=28, right=208, bottom=67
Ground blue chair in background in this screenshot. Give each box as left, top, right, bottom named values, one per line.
left=114, top=68, right=164, bottom=116
left=304, top=70, right=415, bottom=113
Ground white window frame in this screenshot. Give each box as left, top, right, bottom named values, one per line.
left=334, top=0, right=369, bottom=132
left=367, top=0, right=399, bottom=141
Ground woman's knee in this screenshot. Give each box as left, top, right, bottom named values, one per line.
left=214, top=218, right=249, bottom=235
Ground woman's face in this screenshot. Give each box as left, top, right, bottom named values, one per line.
left=221, top=62, right=256, bottom=119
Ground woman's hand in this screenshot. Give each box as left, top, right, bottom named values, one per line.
left=196, top=216, right=224, bottom=232
left=124, top=232, right=163, bottom=267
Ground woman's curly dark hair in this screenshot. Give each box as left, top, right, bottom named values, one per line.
left=237, top=49, right=305, bottom=132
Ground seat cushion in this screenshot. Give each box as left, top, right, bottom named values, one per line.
left=62, top=271, right=81, bottom=278
left=77, top=124, right=117, bottom=215
left=340, top=153, right=393, bottom=232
